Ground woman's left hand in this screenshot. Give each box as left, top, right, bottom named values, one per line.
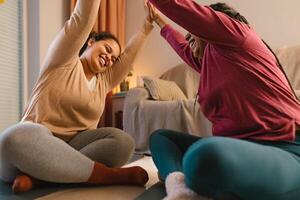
left=145, top=0, right=167, bottom=29
left=144, top=0, right=157, bottom=23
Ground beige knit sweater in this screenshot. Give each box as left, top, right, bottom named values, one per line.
left=22, top=0, right=153, bottom=141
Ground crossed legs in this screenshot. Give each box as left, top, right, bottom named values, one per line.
left=0, top=122, right=148, bottom=192
left=150, top=129, right=300, bottom=200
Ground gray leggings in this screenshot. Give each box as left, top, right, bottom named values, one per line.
left=0, top=122, right=134, bottom=183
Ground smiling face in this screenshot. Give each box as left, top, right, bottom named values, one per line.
left=185, top=33, right=206, bottom=60
left=82, top=38, right=121, bottom=74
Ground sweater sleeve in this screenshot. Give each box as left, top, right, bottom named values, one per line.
left=41, top=0, right=101, bottom=72
left=103, top=20, right=154, bottom=91
left=149, top=0, right=250, bottom=47
left=161, top=24, right=201, bottom=73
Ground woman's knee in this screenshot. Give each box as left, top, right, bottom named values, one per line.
left=109, top=128, right=134, bottom=152
left=0, top=122, right=51, bottom=151
left=0, top=122, right=51, bottom=181
left=149, top=129, right=174, bottom=147
left=104, top=128, right=135, bottom=165
left=183, top=137, right=240, bottom=195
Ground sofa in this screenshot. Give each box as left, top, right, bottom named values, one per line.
left=124, top=45, right=300, bottom=153
left=123, top=63, right=212, bottom=153
left=275, top=45, right=300, bottom=98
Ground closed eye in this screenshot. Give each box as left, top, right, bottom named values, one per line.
left=105, top=45, right=112, bottom=53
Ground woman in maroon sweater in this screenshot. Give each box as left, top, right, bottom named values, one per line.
left=148, top=1, right=300, bottom=199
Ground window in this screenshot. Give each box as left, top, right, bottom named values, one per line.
left=0, top=0, right=23, bottom=132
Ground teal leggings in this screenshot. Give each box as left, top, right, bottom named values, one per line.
left=150, top=129, right=300, bottom=200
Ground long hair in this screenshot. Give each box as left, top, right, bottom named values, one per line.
left=79, top=31, right=121, bottom=56
left=209, top=3, right=298, bottom=100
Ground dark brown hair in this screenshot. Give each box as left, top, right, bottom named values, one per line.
left=79, top=31, right=121, bottom=56
left=210, top=3, right=298, bottom=100
left=210, top=3, right=249, bottom=25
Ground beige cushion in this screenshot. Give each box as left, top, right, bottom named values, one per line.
left=160, top=63, right=200, bottom=99
left=275, top=45, right=300, bottom=90
left=142, top=76, right=187, bottom=101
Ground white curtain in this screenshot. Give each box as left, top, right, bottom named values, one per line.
left=0, top=0, right=23, bottom=132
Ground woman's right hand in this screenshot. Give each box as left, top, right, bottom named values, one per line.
left=144, top=0, right=156, bottom=23
left=145, top=0, right=167, bottom=28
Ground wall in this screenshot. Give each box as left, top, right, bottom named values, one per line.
left=126, top=0, right=184, bottom=86
left=39, top=0, right=69, bottom=66
left=28, top=0, right=300, bottom=92
left=27, top=0, right=69, bottom=101
left=126, top=0, right=300, bottom=86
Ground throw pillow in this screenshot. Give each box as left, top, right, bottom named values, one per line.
left=142, top=76, right=187, bottom=101
left=160, top=63, right=200, bottom=99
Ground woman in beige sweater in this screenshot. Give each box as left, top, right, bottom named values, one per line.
left=0, top=0, right=154, bottom=193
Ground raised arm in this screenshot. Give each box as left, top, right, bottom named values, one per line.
left=41, top=0, right=101, bottom=71
left=102, top=1, right=155, bottom=91
left=148, top=0, right=250, bottom=47
left=104, top=19, right=154, bottom=91
left=161, top=25, right=201, bottom=73
left=149, top=2, right=201, bottom=73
